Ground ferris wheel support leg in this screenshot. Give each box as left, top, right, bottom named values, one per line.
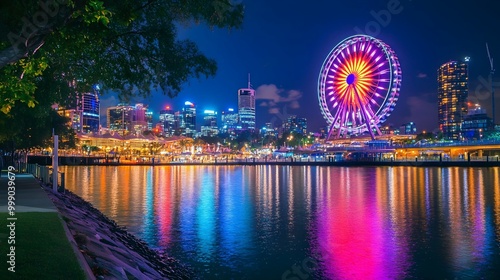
left=366, top=106, right=383, bottom=137
left=328, top=104, right=343, bottom=139
left=353, top=87, right=376, bottom=140
left=337, top=109, right=348, bottom=139
left=327, top=122, right=335, bottom=140
left=365, top=122, right=376, bottom=140
left=374, top=124, right=382, bottom=136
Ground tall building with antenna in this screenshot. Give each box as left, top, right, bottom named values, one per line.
left=238, top=74, right=256, bottom=131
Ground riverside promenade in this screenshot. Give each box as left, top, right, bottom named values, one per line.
left=0, top=171, right=192, bottom=279
left=0, top=172, right=87, bottom=279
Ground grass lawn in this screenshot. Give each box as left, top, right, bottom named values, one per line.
left=0, top=212, right=85, bottom=279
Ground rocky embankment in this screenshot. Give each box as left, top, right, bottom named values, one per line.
left=44, top=187, right=193, bottom=279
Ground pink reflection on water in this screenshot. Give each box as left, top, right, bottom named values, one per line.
left=156, top=167, right=173, bottom=247
left=313, top=167, right=409, bottom=280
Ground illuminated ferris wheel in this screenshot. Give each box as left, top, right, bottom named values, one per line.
left=318, top=35, right=402, bottom=139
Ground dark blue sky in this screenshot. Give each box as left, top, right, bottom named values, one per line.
left=101, top=0, right=499, bottom=133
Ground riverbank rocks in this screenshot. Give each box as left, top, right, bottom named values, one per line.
left=44, top=186, right=193, bottom=280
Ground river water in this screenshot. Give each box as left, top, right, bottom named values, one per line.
left=61, top=165, right=500, bottom=279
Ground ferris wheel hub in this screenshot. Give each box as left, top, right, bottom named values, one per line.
left=346, top=73, right=356, bottom=85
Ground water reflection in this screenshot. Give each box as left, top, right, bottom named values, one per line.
left=62, top=166, right=500, bottom=279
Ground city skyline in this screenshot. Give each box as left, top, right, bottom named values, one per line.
left=97, top=0, right=498, bottom=133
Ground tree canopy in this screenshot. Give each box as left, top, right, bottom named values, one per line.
left=0, top=0, right=244, bottom=113
left=0, top=89, right=76, bottom=152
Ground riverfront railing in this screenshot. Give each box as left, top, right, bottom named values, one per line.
left=400, top=139, right=500, bottom=148
left=164, top=155, right=500, bottom=164
left=24, top=163, right=65, bottom=191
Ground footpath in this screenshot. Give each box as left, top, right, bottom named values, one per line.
left=0, top=171, right=192, bottom=279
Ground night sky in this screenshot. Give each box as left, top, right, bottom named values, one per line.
left=101, top=0, right=500, bottom=133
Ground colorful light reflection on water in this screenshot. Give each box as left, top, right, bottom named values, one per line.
left=62, top=166, right=500, bottom=279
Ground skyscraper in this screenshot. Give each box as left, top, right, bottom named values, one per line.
left=182, top=101, right=196, bottom=137
left=131, top=103, right=148, bottom=134
left=145, top=110, right=153, bottom=130
left=80, top=89, right=100, bottom=133
left=107, top=104, right=134, bottom=134
left=238, top=75, right=256, bottom=131
left=159, top=106, right=175, bottom=136
left=221, top=108, right=239, bottom=134
left=56, top=85, right=100, bottom=134
left=201, top=110, right=219, bottom=137
left=438, top=60, right=468, bottom=140
left=283, top=115, right=307, bottom=135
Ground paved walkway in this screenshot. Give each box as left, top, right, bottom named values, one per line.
left=0, top=172, right=57, bottom=213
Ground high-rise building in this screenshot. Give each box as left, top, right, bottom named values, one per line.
left=260, top=122, right=277, bottom=137
left=201, top=110, right=219, bottom=137
left=399, top=122, right=417, bottom=135
left=80, top=88, right=100, bottom=133
left=56, top=85, right=100, bottom=134
left=107, top=103, right=151, bottom=135
left=283, top=115, right=307, bottom=135
left=107, top=104, right=134, bottom=134
left=56, top=108, right=82, bottom=132
left=159, top=106, right=175, bottom=136
left=145, top=110, right=153, bottom=130
left=221, top=108, right=239, bottom=133
left=174, top=111, right=183, bottom=136
left=438, top=60, right=469, bottom=140
left=182, top=101, right=196, bottom=137
left=238, top=75, right=256, bottom=131
left=462, top=105, right=494, bottom=140
left=131, top=103, right=148, bottom=135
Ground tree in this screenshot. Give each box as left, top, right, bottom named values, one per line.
left=0, top=52, right=77, bottom=165
left=178, top=138, right=193, bottom=152
left=0, top=0, right=244, bottom=112
left=415, top=132, right=435, bottom=142
left=0, top=86, right=76, bottom=160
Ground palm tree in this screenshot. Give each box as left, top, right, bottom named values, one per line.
left=178, top=139, right=194, bottom=152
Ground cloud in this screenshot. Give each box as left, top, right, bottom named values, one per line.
left=256, top=84, right=303, bottom=123
left=255, top=84, right=283, bottom=103
left=256, top=84, right=302, bottom=103
left=417, top=73, right=428, bottom=78
left=256, top=84, right=303, bottom=109
left=289, top=100, right=300, bottom=109
left=268, top=108, right=280, bottom=114
left=283, top=90, right=302, bottom=102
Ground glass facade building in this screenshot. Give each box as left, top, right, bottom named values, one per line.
left=56, top=86, right=100, bottom=134
left=107, top=104, right=134, bottom=134
left=238, top=88, right=256, bottom=131
left=159, top=107, right=176, bottom=137
left=462, top=107, right=494, bottom=140
left=399, top=122, right=417, bottom=135
left=438, top=61, right=468, bottom=140
left=284, top=115, right=307, bottom=135
left=182, top=101, right=196, bottom=137
left=201, top=110, right=219, bottom=137
left=221, top=108, right=239, bottom=134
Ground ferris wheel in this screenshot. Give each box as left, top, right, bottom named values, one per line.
left=318, top=35, right=402, bottom=139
